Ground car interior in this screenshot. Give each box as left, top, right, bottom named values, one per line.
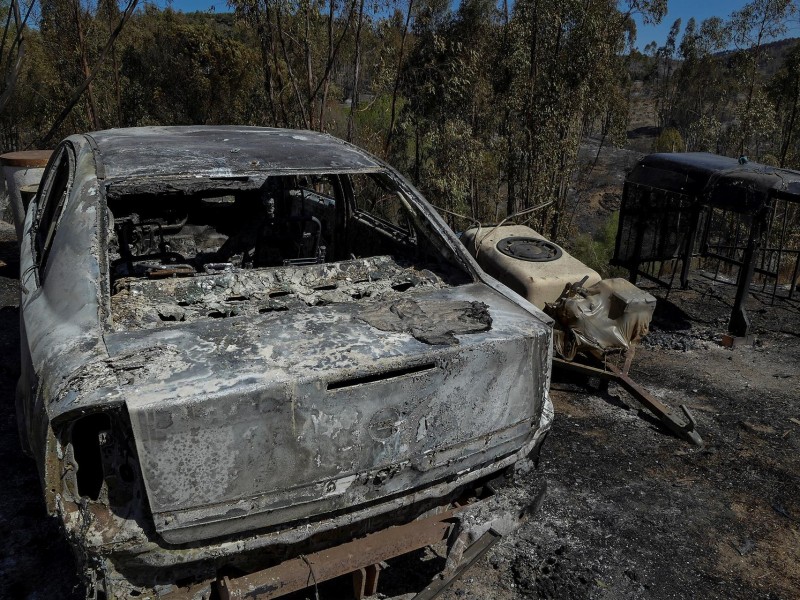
left=105, top=172, right=471, bottom=329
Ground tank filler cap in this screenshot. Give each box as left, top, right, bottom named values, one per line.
left=496, top=236, right=563, bottom=262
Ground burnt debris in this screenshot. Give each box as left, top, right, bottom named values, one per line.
left=359, top=298, right=492, bottom=345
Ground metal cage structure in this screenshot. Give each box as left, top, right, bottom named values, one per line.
left=612, top=153, right=800, bottom=337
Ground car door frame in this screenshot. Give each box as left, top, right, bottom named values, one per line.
left=16, top=141, right=76, bottom=456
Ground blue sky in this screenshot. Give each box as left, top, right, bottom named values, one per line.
left=631, top=0, right=800, bottom=49
left=157, top=0, right=800, bottom=50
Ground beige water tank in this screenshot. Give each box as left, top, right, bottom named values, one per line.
left=1, top=150, right=53, bottom=240
left=462, top=225, right=601, bottom=308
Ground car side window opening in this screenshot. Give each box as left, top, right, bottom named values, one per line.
left=34, top=145, right=73, bottom=280
left=349, top=173, right=417, bottom=240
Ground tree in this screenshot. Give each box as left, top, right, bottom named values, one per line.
left=35, top=0, right=139, bottom=146
left=729, top=0, right=798, bottom=154
left=0, top=0, right=35, bottom=122
left=654, top=127, right=685, bottom=152
left=654, top=17, right=681, bottom=128
left=119, top=9, right=261, bottom=126
left=670, top=17, right=731, bottom=145
left=768, top=42, right=800, bottom=166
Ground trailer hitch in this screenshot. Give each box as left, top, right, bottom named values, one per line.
left=553, top=357, right=703, bottom=446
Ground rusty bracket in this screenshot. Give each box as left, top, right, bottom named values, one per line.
left=208, top=511, right=455, bottom=599
left=166, top=483, right=518, bottom=600
left=146, top=265, right=196, bottom=279
left=171, top=496, right=487, bottom=600
left=553, top=357, right=703, bottom=446
left=352, top=563, right=381, bottom=600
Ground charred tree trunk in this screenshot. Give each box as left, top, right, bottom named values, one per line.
left=275, top=2, right=309, bottom=129
left=265, top=3, right=290, bottom=125
left=347, top=0, right=365, bottom=142
left=319, top=0, right=335, bottom=129
left=73, top=0, right=99, bottom=130
left=0, top=0, right=31, bottom=117
left=779, top=77, right=799, bottom=167
left=414, top=122, right=421, bottom=183
left=34, top=0, right=139, bottom=147
left=317, top=0, right=356, bottom=129
left=385, top=0, right=414, bottom=156
left=303, top=0, right=315, bottom=129
left=254, top=1, right=278, bottom=125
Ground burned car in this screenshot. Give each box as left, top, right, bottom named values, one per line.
left=17, top=127, right=553, bottom=598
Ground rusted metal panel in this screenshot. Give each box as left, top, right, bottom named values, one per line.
left=0, top=149, right=53, bottom=167
left=552, top=358, right=702, bottom=446
left=174, top=505, right=461, bottom=600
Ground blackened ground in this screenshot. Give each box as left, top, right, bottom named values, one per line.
left=1, top=212, right=798, bottom=599
left=0, top=222, right=82, bottom=599
left=425, top=275, right=800, bottom=600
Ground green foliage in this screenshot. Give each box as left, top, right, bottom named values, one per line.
left=0, top=0, right=798, bottom=289
left=119, top=10, right=262, bottom=125
left=648, top=0, right=800, bottom=164
left=566, top=212, right=625, bottom=278
left=768, top=41, right=800, bottom=167
left=653, top=127, right=686, bottom=152
left=686, top=115, right=722, bottom=152
left=759, top=152, right=780, bottom=165
left=353, top=94, right=404, bottom=156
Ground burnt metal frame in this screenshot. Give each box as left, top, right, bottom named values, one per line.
left=614, top=182, right=700, bottom=291
left=553, top=356, right=703, bottom=446
left=619, top=184, right=764, bottom=337
left=169, top=486, right=506, bottom=600
left=697, top=200, right=769, bottom=337
left=614, top=157, right=800, bottom=338
left=700, top=191, right=800, bottom=300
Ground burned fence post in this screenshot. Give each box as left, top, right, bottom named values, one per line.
left=729, top=211, right=764, bottom=337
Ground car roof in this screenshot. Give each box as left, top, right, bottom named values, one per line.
left=86, top=126, right=383, bottom=181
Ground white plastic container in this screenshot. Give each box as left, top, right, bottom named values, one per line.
left=462, top=224, right=601, bottom=308
left=1, top=150, right=52, bottom=240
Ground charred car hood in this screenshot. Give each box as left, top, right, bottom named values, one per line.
left=101, top=283, right=551, bottom=544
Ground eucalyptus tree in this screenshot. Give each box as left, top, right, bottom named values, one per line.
left=394, top=0, right=497, bottom=220
left=118, top=7, right=261, bottom=126
left=0, top=0, right=35, bottom=120
left=33, top=0, right=139, bottom=145
left=729, top=0, right=798, bottom=155
left=0, top=0, right=35, bottom=148
left=496, top=0, right=665, bottom=240
left=672, top=17, right=731, bottom=147
left=769, top=42, right=800, bottom=167
left=654, top=17, right=680, bottom=128
left=229, top=0, right=365, bottom=131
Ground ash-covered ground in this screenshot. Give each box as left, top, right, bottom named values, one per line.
left=0, top=216, right=798, bottom=599
left=429, top=276, right=800, bottom=600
